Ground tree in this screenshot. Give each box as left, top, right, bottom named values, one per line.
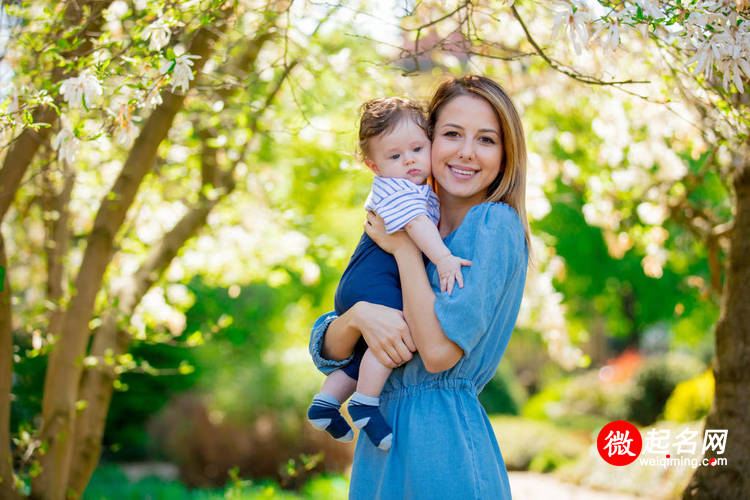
left=381, top=1, right=746, bottom=498
left=0, top=0, right=394, bottom=497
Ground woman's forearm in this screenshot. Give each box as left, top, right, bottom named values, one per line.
left=321, top=305, right=362, bottom=361
left=393, top=245, right=463, bottom=373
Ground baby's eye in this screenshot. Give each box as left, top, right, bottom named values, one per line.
left=390, top=153, right=401, bottom=160
left=413, top=146, right=422, bottom=152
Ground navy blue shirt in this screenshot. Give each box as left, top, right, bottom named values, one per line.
left=333, top=232, right=403, bottom=379
left=335, top=232, right=403, bottom=315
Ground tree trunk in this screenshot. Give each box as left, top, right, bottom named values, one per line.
left=683, top=157, right=750, bottom=499
left=66, top=196, right=222, bottom=496
left=0, top=233, right=19, bottom=499
left=31, top=14, right=231, bottom=498
left=64, top=38, right=292, bottom=498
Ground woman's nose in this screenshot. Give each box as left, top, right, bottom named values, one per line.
left=458, top=140, right=474, bottom=161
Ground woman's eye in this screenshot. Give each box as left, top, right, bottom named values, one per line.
left=390, top=153, right=400, bottom=160
left=479, top=136, right=496, bottom=144
left=444, top=131, right=459, bottom=137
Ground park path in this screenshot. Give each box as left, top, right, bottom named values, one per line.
left=509, top=472, right=651, bottom=500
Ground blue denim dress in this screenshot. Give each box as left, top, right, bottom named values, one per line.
left=310, top=202, right=528, bottom=500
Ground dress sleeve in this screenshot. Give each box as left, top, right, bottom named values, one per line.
left=308, top=311, right=355, bottom=375
left=432, top=203, right=527, bottom=357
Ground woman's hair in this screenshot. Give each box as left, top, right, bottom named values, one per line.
left=428, top=75, right=531, bottom=250
left=358, top=97, right=428, bottom=159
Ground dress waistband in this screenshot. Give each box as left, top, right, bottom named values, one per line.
left=380, top=378, right=476, bottom=402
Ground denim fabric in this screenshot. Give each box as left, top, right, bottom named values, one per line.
left=309, top=202, right=528, bottom=500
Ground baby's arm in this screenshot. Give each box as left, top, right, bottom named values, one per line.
left=404, top=215, right=471, bottom=295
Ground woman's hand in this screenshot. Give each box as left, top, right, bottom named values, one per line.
left=352, top=301, right=416, bottom=368
left=364, top=211, right=417, bottom=256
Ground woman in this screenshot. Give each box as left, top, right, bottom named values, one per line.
left=309, top=75, right=530, bottom=499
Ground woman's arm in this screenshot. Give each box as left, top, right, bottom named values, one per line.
left=323, top=302, right=416, bottom=368
left=404, top=215, right=472, bottom=294
left=366, top=212, right=463, bottom=373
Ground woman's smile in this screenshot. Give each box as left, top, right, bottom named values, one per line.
left=446, top=164, right=477, bottom=178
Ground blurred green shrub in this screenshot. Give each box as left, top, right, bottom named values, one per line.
left=528, top=448, right=571, bottom=473
left=624, top=353, right=705, bottom=426
left=102, top=269, right=335, bottom=460
left=490, top=415, right=589, bottom=471
left=521, top=372, right=627, bottom=430
left=479, top=361, right=528, bottom=415
left=84, top=464, right=348, bottom=499
left=299, top=475, right=349, bottom=499
left=663, top=370, right=714, bottom=422
left=148, top=393, right=353, bottom=488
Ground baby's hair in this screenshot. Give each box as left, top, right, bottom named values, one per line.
left=358, top=97, right=428, bottom=159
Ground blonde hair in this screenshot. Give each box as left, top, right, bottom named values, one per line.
left=428, top=75, right=531, bottom=251
left=358, top=97, right=428, bottom=160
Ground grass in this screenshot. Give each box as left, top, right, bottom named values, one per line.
left=83, top=465, right=348, bottom=500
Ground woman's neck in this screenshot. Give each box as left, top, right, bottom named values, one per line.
left=437, top=192, right=484, bottom=238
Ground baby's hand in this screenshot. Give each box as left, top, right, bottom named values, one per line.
left=434, top=253, right=472, bottom=295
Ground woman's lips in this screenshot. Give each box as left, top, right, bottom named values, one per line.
left=448, top=164, right=476, bottom=178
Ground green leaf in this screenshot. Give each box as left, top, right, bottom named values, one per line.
left=178, top=361, right=195, bottom=375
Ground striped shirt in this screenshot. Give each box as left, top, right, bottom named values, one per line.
left=364, top=177, right=440, bottom=234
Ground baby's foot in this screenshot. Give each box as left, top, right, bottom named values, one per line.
left=307, top=393, right=354, bottom=442
left=347, top=392, right=392, bottom=451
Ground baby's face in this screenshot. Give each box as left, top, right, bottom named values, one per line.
left=366, top=118, right=431, bottom=185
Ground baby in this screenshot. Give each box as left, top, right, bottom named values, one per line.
left=307, top=97, right=471, bottom=451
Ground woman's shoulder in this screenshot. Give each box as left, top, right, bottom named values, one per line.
left=464, top=201, right=524, bottom=237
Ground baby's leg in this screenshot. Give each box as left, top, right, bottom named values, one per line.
left=321, top=369, right=357, bottom=402
left=354, top=348, right=392, bottom=397
left=348, top=348, right=394, bottom=451
left=307, top=369, right=356, bottom=442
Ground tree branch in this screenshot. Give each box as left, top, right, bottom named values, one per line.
left=510, top=5, right=648, bottom=86
left=0, top=0, right=115, bottom=224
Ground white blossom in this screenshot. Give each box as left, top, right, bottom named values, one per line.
left=115, top=118, right=138, bottom=146
left=58, top=70, right=102, bottom=109
left=53, top=118, right=80, bottom=164
left=592, top=16, right=620, bottom=52
left=552, top=2, right=592, bottom=55
left=106, top=0, right=129, bottom=19
left=145, top=89, right=163, bottom=109
left=142, top=17, right=172, bottom=51
left=160, top=53, right=200, bottom=93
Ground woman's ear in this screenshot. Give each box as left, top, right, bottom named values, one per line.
left=364, top=159, right=380, bottom=175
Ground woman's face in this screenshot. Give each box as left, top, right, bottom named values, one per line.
left=430, top=94, right=503, bottom=205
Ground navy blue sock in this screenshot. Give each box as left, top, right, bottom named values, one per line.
left=348, top=392, right=392, bottom=451
left=307, top=393, right=353, bottom=442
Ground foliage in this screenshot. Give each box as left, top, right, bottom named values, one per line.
left=522, top=371, right=628, bottom=429
left=663, top=370, right=714, bottom=423
left=528, top=448, right=573, bottom=474
left=82, top=464, right=347, bottom=500
left=489, top=415, right=590, bottom=471
left=625, top=353, right=706, bottom=425
left=478, top=360, right=528, bottom=415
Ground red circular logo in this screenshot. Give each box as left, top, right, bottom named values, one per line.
left=596, top=420, right=642, bottom=466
